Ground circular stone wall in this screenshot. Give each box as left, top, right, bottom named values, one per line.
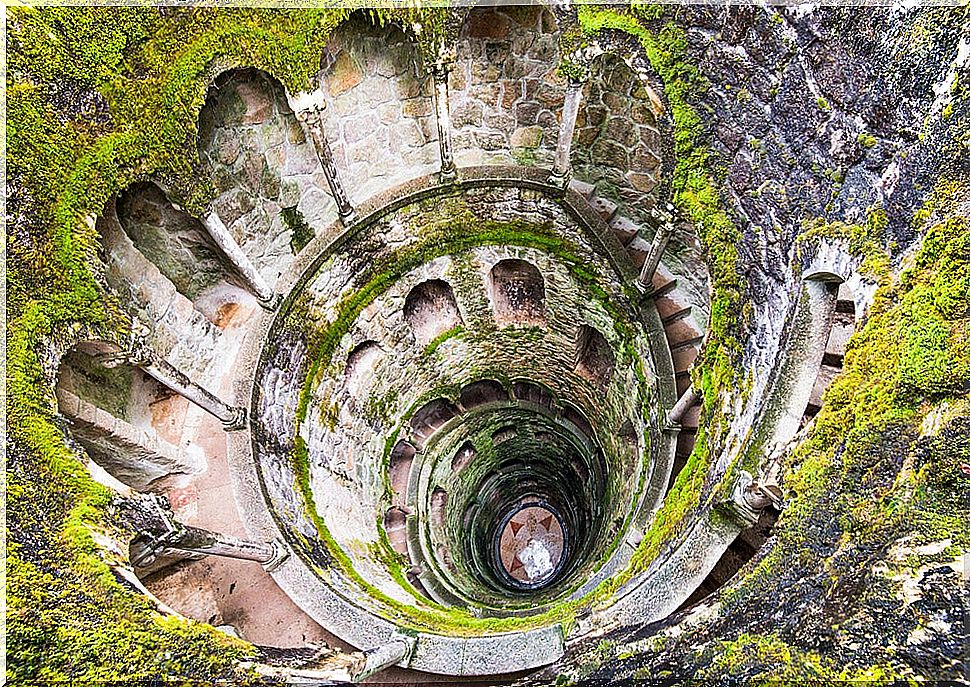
left=231, top=174, right=677, bottom=674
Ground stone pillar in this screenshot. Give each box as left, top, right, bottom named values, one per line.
left=550, top=78, right=586, bottom=187
left=723, top=471, right=784, bottom=526
left=296, top=104, right=356, bottom=224
left=430, top=63, right=456, bottom=180
left=639, top=203, right=678, bottom=288
left=130, top=496, right=288, bottom=571
left=353, top=636, right=417, bottom=682
left=667, top=386, right=699, bottom=426
left=100, top=334, right=246, bottom=431
left=202, top=211, right=279, bottom=310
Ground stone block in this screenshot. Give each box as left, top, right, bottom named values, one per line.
left=401, top=97, right=432, bottom=118
left=283, top=142, right=318, bottom=176
left=235, top=81, right=274, bottom=124
left=608, top=215, right=640, bottom=246
left=588, top=195, right=618, bottom=223
left=513, top=100, right=540, bottom=125
left=466, top=9, right=511, bottom=39
left=627, top=171, right=658, bottom=193
left=452, top=99, right=485, bottom=128
left=56, top=388, right=82, bottom=418
left=568, top=178, right=595, bottom=198
left=510, top=125, right=543, bottom=149
left=326, top=52, right=363, bottom=97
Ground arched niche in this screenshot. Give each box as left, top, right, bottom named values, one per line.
left=314, top=12, right=437, bottom=202
left=115, top=182, right=245, bottom=310
left=388, top=440, right=416, bottom=504
left=431, top=487, right=448, bottom=530
left=384, top=506, right=410, bottom=556
left=403, top=279, right=464, bottom=346
left=344, top=340, right=383, bottom=396
left=410, top=399, right=460, bottom=447
left=452, top=441, right=477, bottom=473
left=575, top=325, right=615, bottom=390
left=198, top=67, right=323, bottom=264
left=489, top=259, right=546, bottom=326
left=55, top=342, right=203, bottom=491
left=459, top=379, right=510, bottom=409
left=451, top=4, right=562, bottom=167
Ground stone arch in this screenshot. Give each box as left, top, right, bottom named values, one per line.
left=575, top=325, right=615, bottom=390
left=459, top=379, right=510, bottom=410
left=410, top=398, right=460, bottom=447
left=451, top=3, right=562, bottom=168
left=489, top=259, right=546, bottom=326
left=344, top=340, right=383, bottom=396
left=55, top=341, right=203, bottom=491
left=404, top=279, right=464, bottom=346
left=198, top=67, right=325, bottom=268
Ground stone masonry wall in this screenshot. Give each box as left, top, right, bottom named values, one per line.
left=315, top=16, right=440, bottom=204
left=573, top=53, right=665, bottom=229
left=451, top=6, right=564, bottom=168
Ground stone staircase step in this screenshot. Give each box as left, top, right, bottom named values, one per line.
left=626, top=236, right=651, bottom=269
left=588, top=195, right=618, bottom=223
left=568, top=178, right=595, bottom=199
left=651, top=277, right=678, bottom=299
left=661, top=306, right=693, bottom=326
left=608, top=215, right=640, bottom=246
left=675, top=371, right=692, bottom=397
left=671, top=345, right=699, bottom=373
left=663, top=318, right=702, bottom=345
left=680, top=404, right=701, bottom=429
left=669, top=336, right=704, bottom=353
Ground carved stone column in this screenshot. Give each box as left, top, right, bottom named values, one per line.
left=130, top=495, right=288, bottom=571
left=430, top=63, right=456, bottom=180
left=550, top=77, right=586, bottom=187
left=100, top=328, right=247, bottom=431
left=296, top=104, right=356, bottom=223
left=203, top=211, right=279, bottom=310
left=353, top=635, right=417, bottom=681
left=639, top=203, right=678, bottom=288
left=667, top=386, right=699, bottom=426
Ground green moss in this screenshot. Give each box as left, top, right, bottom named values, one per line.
left=283, top=206, right=315, bottom=254
left=857, top=132, right=879, bottom=148
left=422, top=326, right=464, bottom=358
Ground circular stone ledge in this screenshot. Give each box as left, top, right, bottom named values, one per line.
left=226, top=168, right=681, bottom=675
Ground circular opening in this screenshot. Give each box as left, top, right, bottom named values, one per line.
left=494, top=502, right=567, bottom=589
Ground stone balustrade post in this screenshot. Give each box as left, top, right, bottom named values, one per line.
left=353, top=635, right=417, bottom=682
left=639, top=202, right=679, bottom=288
left=296, top=104, right=356, bottom=224
left=99, top=329, right=247, bottom=431
left=550, top=77, right=586, bottom=187
left=203, top=211, right=279, bottom=310
left=130, top=495, right=288, bottom=571
left=431, top=63, right=456, bottom=180
left=667, top=386, right=699, bottom=426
